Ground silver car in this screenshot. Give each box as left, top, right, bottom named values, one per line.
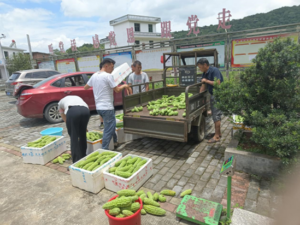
left=5, top=69, right=60, bottom=98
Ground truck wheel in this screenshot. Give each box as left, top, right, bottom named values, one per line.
left=44, top=102, right=63, bottom=123
left=192, top=116, right=205, bottom=142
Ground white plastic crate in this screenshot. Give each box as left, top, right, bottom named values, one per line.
left=21, top=136, right=66, bottom=165
left=86, top=131, right=114, bottom=155
left=103, top=154, right=153, bottom=192
left=69, top=149, right=122, bottom=194
left=232, top=114, right=252, bottom=131
left=115, top=128, right=142, bottom=144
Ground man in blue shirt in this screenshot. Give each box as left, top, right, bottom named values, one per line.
left=197, top=58, right=223, bottom=143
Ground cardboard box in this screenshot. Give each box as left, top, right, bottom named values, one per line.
left=103, top=154, right=153, bottom=192
left=69, top=149, right=122, bottom=194
left=21, top=136, right=66, bottom=165
left=86, top=131, right=114, bottom=155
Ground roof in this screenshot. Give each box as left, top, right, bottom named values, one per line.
left=163, top=49, right=218, bottom=58
left=2, top=46, right=26, bottom=52
left=110, top=14, right=161, bottom=26
left=25, top=52, right=50, bottom=55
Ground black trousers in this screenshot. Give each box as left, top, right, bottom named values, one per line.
left=66, top=106, right=90, bottom=163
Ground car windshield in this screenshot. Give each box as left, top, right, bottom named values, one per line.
left=33, top=75, right=60, bottom=88
left=9, top=73, right=21, bottom=80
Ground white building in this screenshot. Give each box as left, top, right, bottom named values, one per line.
left=100, top=14, right=170, bottom=49
left=0, top=41, right=26, bottom=80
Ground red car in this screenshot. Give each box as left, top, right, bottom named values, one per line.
left=16, top=72, right=126, bottom=123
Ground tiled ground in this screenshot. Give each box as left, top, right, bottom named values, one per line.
left=0, top=93, right=281, bottom=223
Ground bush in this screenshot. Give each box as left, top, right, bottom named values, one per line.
left=6, top=53, right=32, bottom=75
left=214, top=38, right=300, bottom=164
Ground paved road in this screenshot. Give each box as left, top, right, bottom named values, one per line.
left=0, top=93, right=279, bottom=224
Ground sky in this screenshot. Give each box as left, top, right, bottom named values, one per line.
left=0, top=0, right=299, bottom=53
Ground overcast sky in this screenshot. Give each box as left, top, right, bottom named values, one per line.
left=0, top=0, right=299, bottom=53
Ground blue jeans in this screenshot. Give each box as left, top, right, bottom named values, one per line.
left=97, top=110, right=117, bottom=149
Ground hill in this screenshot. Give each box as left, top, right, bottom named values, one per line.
left=172, top=5, right=300, bottom=39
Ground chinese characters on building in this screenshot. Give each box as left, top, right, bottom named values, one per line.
left=59, top=41, right=65, bottom=53
left=70, top=39, right=77, bottom=52
left=49, top=9, right=233, bottom=50
left=93, top=34, right=100, bottom=49
left=217, top=8, right=232, bottom=30
left=108, top=31, right=117, bottom=47
left=127, top=28, right=135, bottom=43
left=161, top=21, right=172, bottom=38
left=48, top=44, right=53, bottom=54
left=187, top=15, right=200, bottom=36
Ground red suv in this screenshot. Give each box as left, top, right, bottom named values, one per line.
left=16, top=72, right=125, bottom=123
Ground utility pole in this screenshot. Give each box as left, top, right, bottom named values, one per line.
left=27, top=34, right=34, bottom=69
left=0, top=34, right=9, bottom=80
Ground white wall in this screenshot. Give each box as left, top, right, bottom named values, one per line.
left=0, top=47, right=24, bottom=61
left=113, top=21, right=131, bottom=47
left=0, top=47, right=25, bottom=79
left=105, top=20, right=165, bottom=50
left=127, top=22, right=157, bottom=33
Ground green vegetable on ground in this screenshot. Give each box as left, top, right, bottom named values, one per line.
left=143, top=205, right=166, bottom=216
left=180, top=189, right=192, bottom=197
left=160, top=190, right=176, bottom=196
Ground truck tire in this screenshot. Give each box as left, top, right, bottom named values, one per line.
left=192, top=116, right=205, bottom=142
left=44, top=102, right=63, bottom=123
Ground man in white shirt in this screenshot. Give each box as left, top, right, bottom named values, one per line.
left=58, top=96, right=90, bottom=163
left=128, top=60, right=149, bottom=95
left=84, top=58, right=129, bottom=149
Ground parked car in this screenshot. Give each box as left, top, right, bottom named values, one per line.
left=5, top=69, right=60, bottom=98
left=16, top=72, right=126, bottom=123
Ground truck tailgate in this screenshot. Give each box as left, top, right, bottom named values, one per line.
left=124, top=115, right=188, bottom=142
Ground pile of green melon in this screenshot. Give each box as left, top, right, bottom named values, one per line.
left=130, top=93, right=192, bottom=117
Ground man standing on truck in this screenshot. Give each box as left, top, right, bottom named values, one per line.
left=128, top=60, right=149, bottom=95
left=84, top=58, right=130, bottom=149
left=197, top=58, right=224, bottom=143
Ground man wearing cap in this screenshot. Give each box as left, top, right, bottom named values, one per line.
left=84, top=58, right=130, bottom=149
left=58, top=95, right=90, bottom=163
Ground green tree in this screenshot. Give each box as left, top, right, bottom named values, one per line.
left=65, top=43, right=105, bottom=54
left=53, top=49, right=63, bottom=56
left=214, top=38, right=300, bottom=164
left=6, top=53, right=32, bottom=75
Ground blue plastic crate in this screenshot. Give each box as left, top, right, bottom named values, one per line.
left=40, top=127, right=63, bottom=136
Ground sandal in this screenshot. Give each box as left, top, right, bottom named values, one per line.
left=207, top=138, right=220, bottom=143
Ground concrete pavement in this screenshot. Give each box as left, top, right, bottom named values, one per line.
left=0, top=93, right=281, bottom=224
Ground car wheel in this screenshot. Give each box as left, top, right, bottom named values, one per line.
left=44, top=102, right=62, bottom=123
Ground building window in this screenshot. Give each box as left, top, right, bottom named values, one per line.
left=4, top=51, right=8, bottom=59
left=135, top=40, right=140, bottom=45
left=149, top=41, right=154, bottom=49
left=160, top=42, right=165, bottom=48
left=148, top=24, right=153, bottom=33
left=134, top=23, right=140, bottom=32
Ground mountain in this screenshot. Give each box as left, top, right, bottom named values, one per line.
left=172, top=5, right=300, bottom=39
